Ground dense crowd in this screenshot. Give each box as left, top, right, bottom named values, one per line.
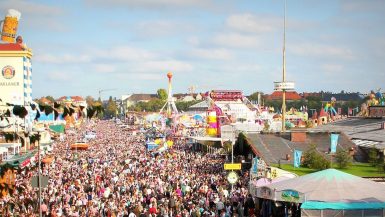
left=0, top=120, right=256, bottom=217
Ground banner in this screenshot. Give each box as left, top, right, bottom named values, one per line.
left=330, top=134, right=339, bottom=153
left=251, top=157, right=258, bottom=174
left=293, top=150, right=302, bottom=168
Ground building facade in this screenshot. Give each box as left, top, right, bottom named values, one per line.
left=0, top=43, right=33, bottom=106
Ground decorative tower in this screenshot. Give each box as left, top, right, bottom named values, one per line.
left=0, top=40, right=33, bottom=106
left=160, top=72, right=178, bottom=117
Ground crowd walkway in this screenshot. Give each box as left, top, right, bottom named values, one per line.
left=0, top=120, right=254, bottom=217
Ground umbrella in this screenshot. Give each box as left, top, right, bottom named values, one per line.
left=193, top=114, right=203, bottom=121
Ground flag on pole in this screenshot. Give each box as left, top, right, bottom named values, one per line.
left=251, top=157, right=258, bottom=174
left=293, top=150, right=302, bottom=168
left=330, top=134, right=339, bottom=153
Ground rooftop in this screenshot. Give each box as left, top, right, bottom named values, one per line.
left=246, top=131, right=356, bottom=165
left=313, top=118, right=385, bottom=148
left=0, top=43, right=24, bottom=51
left=267, top=91, right=302, bottom=101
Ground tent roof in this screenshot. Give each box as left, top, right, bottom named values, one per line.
left=258, top=169, right=385, bottom=209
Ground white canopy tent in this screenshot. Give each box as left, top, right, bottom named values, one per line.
left=256, top=169, right=385, bottom=217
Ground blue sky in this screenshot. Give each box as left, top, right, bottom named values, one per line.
left=2, top=0, right=385, bottom=99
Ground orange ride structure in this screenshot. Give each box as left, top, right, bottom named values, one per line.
left=160, top=72, right=178, bottom=117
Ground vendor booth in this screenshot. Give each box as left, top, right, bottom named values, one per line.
left=256, top=169, right=385, bottom=217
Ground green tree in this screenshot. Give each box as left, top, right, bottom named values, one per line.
left=85, top=95, right=95, bottom=107
left=105, top=96, right=117, bottom=118
left=176, top=100, right=203, bottom=112
left=157, top=89, right=168, bottom=101
left=368, top=148, right=378, bottom=167
left=302, top=144, right=330, bottom=170
left=45, top=95, right=55, bottom=103
left=335, top=148, right=352, bottom=169
left=223, top=141, right=232, bottom=154
left=234, top=133, right=252, bottom=158
left=248, top=91, right=264, bottom=102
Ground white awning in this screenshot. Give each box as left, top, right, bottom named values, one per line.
left=0, top=143, right=22, bottom=148
left=189, top=136, right=223, bottom=142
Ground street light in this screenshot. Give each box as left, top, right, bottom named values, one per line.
left=33, top=128, right=45, bottom=217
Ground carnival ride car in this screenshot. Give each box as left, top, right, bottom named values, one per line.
left=70, top=142, right=89, bottom=150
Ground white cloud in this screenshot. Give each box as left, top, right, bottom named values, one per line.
left=46, top=71, right=71, bottom=82
left=341, top=0, right=385, bottom=13
left=85, top=0, right=213, bottom=10
left=290, top=43, right=354, bottom=60
left=0, top=0, right=67, bottom=32
left=116, top=73, right=163, bottom=81
left=134, top=20, right=197, bottom=37
left=92, top=64, right=116, bottom=73
left=35, top=54, right=91, bottom=64
left=213, top=33, right=261, bottom=48
left=226, top=13, right=314, bottom=34
left=0, top=0, right=64, bottom=16
left=189, top=48, right=234, bottom=60
left=226, top=14, right=278, bottom=33
left=321, top=64, right=343, bottom=73
left=135, top=60, right=194, bottom=73
left=186, top=37, right=200, bottom=46
left=92, top=46, right=156, bottom=62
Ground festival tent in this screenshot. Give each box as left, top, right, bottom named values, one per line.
left=256, top=169, right=385, bottom=217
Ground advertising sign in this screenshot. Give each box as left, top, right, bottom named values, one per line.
left=224, top=163, right=241, bottom=170
left=274, top=81, right=295, bottom=91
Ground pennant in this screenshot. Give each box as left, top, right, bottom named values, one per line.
left=330, top=134, right=339, bottom=153
left=294, top=150, right=302, bottom=168
left=251, top=157, right=258, bottom=174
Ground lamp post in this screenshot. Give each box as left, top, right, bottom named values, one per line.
left=35, top=129, right=44, bottom=217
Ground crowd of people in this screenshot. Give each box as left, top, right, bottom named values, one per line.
left=1, top=120, right=257, bottom=217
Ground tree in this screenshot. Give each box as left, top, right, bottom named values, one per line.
left=368, top=148, right=378, bottom=167
left=157, top=89, right=168, bottom=101
left=302, top=144, right=330, bottom=170
left=335, top=148, right=352, bottom=169
left=223, top=141, right=232, bottom=154
left=85, top=96, right=95, bottom=107
left=234, top=133, right=252, bottom=157
left=176, top=100, right=203, bottom=112
left=45, top=95, right=55, bottom=103
left=105, top=96, right=117, bottom=118
left=248, top=91, right=264, bottom=102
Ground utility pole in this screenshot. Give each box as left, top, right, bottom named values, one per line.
left=98, top=89, right=116, bottom=101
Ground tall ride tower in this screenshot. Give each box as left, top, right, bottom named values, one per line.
left=160, top=72, right=178, bottom=117
left=274, top=0, right=295, bottom=132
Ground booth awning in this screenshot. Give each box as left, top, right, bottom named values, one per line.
left=49, top=124, right=65, bottom=133
left=189, top=136, right=223, bottom=142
